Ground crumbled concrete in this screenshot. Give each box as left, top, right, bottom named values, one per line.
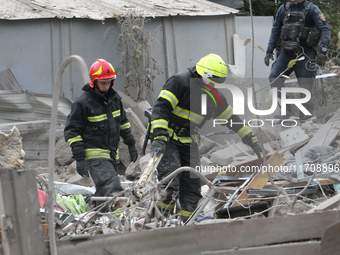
left=279, top=126, right=309, bottom=147
left=55, top=135, right=74, bottom=166
left=274, top=199, right=313, bottom=216
left=199, top=136, right=221, bottom=154
left=210, top=142, right=253, bottom=166
left=201, top=156, right=212, bottom=166
left=300, top=121, right=322, bottom=138
left=0, top=126, right=25, bottom=168
left=125, top=158, right=141, bottom=180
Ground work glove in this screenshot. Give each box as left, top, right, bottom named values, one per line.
left=316, top=48, right=327, bottom=67
left=242, top=133, right=262, bottom=158
left=128, top=144, right=138, bottom=162
left=76, top=159, right=89, bottom=177
left=264, top=52, right=274, bottom=66
left=150, top=139, right=166, bottom=158
left=251, top=143, right=262, bottom=159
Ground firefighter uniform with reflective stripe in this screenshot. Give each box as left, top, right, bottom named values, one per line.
left=151, top=66, right=256, bottom=218
left=64, top=84, right=135, bottom=196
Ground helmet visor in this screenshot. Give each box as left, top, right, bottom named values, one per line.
left=208, top=75, right=227, bottom=84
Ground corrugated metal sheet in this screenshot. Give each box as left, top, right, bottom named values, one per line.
left=0, top=90, right=71, bottom=124
left=1, top=0, right=238, bottom=20
left=0, top=69, right=22, bottom=90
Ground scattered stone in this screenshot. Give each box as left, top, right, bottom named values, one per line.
left=55, top=135, right=73, bottom=166
left=0, top=126, right=25, bottom=168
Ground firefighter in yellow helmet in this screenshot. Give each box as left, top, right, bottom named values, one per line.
left=64, top=59, right=138, bottom=204
left=150, top=53, right=262, bottom=222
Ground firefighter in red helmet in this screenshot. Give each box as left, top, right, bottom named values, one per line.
left=64, top=59, right=138, bottom=201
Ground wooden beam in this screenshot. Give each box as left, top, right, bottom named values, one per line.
left=202, top=241, right=321, bottom=255
left=0, top=168, right=47, bottom=255
left=307, top=193, right=340, bottom=213
left=320, top=221, right=340, bottom=255
left=56, top=210, right=340, bottom=255
left=231, top=152, right=285, bottom=207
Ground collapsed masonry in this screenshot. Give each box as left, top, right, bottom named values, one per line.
left=2, top=90, right=340, bottom=254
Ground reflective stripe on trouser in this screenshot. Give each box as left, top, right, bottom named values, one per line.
left=157, top=140, right=202, bottom=215
left=88, top=159, right=123, bottom=197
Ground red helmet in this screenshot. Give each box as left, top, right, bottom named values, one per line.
left=89, top=59, right=117, bottom=88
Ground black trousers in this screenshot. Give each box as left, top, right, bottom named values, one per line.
left=157, top=140, right=202, bottom=215
left=88, top=159, right=123, bottom=197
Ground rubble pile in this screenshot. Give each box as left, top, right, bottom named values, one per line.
left=2, top=96, right=340, bottom=251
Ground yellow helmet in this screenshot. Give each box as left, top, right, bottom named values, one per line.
left=196, top=54, right=227, bottom=84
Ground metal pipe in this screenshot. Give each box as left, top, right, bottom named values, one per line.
left=157, top=166, right=214, bottom=189
left=47, top=55, right=90, bottom=255
left=185, top=187, right=216, bottom=225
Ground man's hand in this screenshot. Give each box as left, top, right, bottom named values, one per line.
left=76, top=160, right=89, bottom=177
left=150, top=140, right=166, bottom=157
left=242, top=133, right=262, bottom=158
left=316, top=48, right=327, bottom=67
left=264, top=52, right=274, bottom=66
left=128, top=145, right=138, bottom=162
left=251, top=143, right=262, bottom=159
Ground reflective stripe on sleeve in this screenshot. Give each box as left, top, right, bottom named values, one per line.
left=154, top=136, right=168, bottom=142
left=237, top=126, right=252, bottom=138
left=251, top=136, right=258, bottom=143
left=120, top=122, right=131, bottom=130
left=216, top=105, right=233, bottom=120
left=159, top=90, right=179, bottom=109
left=112, top=110, right=120, bottom=118
left=151, top=119, right=169, bottom=132
left=67, top=135, right=83, bottom=146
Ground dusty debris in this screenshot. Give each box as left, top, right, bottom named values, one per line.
left=0, top=126, right=25, bottom=168
left=3, top=92, right=340, bottom=255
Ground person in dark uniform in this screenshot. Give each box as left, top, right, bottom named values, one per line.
left=264, top=0, right=331, bottom=120
left=64, top=59, right=138, bottom=198
left=150, top=53, right=262, bottom=221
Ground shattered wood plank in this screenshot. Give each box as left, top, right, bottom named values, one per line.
left=203, top=141, right=302, bottom=185
left=231, top=152, right=285, bottom=207
left=301, top=112, right=340, bottom=156
left=57, top=210, right=339, bottom=255
left=0, top=168, right=47, bottom=255
left=196, top=210, right=339, bottom=253
left=307, top=193, right=340, bottom=213
left=263, top=178, right=336, bottom=189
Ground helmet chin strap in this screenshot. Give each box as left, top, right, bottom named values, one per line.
left=94, top=84, right=109, bottom=95
left=202, top=71, right=213, bottom=85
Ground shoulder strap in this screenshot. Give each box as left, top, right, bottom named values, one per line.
left=284, top=1, right=290, bottom=11
left=302, top=1, right=313, bottom=17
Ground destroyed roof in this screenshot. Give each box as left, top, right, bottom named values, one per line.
left=0, top=0, right=239, bottom=20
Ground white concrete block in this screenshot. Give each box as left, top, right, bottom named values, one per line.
left=210, top=142, right=253, bottom=166
left=279, top=126, right=309, bottom=147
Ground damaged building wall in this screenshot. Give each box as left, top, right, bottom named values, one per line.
left=0, top=12, right=272, bottom=103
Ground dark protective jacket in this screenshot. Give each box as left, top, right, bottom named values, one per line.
left=64, top=84, right=135, bottom=161
left=266, top=0, right=331, bottom=53
left=150, top=67, right=253, bottom=143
